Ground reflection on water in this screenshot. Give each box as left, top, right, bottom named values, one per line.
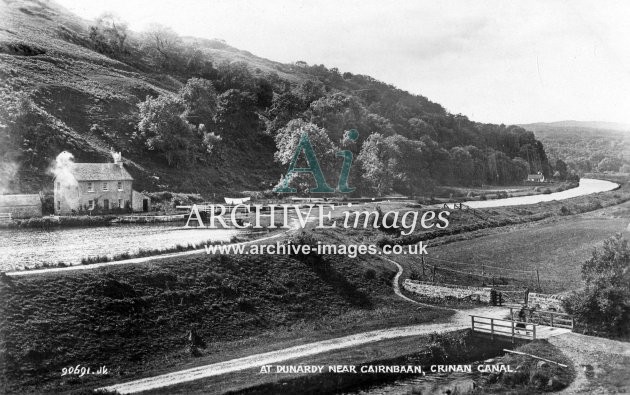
left=0, top=223, right=240, bottom=270
left=447, top=178, right=618, bottom=209
left=344, top=369, right=480, bottom=395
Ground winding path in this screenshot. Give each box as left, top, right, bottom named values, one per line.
left=98, top=251, right=509, bottom=394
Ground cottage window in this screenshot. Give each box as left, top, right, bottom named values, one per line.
left=118, top=199, right=122, bottom=208
left=117, top=181, right=123, bottom=191
left=88, top=182, right=94, bottom=192
left=102, top=182, right=108, bottom=191
left=88, top=200, right=94, bottom=210
left=57, top=201, right=60, bottom=210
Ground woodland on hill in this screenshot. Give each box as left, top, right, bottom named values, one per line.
left=0, top=0, right=559, bottom=197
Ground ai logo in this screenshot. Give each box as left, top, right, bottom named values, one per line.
left=274, top=129, right=358, bottom=193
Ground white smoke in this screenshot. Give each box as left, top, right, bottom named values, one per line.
left=0, top=160, right=19, bottom=194
left=51, top=151, right=76, bottom=184
left=51, top=151, right=79, bottom=211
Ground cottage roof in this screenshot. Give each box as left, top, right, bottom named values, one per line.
left=67, top=163, right=133, bottom=181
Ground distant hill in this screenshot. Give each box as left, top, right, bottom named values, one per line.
left=1, top=0, right=553, bottom=197
left=519, top=121, right=630, bottom=174
left=521, top=121, right=630, bottom=133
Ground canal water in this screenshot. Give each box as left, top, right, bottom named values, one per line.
left=1, top=178, right=618, bottom=271
left=0, top=223, right=240, bottom=271
left=445, top=178, right=618, bottom=209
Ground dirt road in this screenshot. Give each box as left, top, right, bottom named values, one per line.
left=99, top=306, right=507, bottom=394
left=549, top=332, right=630, bottom=394
left=98, top=248, right=512, bottom=394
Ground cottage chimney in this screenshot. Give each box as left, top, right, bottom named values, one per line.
left=111, top=149, right=123, bottom=168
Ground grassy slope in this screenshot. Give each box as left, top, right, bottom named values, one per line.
left=0, top=0, right=288, bottom=195
left=0, top=249, right=450, bottom=394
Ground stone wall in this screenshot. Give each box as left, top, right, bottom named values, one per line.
left=403, top=279, right=492, bottom=303
left=132, top=190, right=150, bottom=212
left=0, top=194, right=42, bottom=218
left=527, top=292, right=566, bottom=312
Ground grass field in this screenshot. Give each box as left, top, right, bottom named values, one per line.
left=0, top=249, right=450, bottom=394
left=314, top=182, right=630, bottom=294
left=400, top=213, right=630, bottom=293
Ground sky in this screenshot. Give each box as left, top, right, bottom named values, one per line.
left=56, top=0, right=630, bottom=125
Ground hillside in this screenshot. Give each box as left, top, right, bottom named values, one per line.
left=520, top=121, right=630, bottom=174
left=1, top=0, right=554, bottom=198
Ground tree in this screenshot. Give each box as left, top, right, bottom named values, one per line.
left=307, top=93, right=367, bottom=142
left=215, top=89, right=260, bottom=138
left=512, top=157, right=530, bottom=180
left=88, top=13, right=129, bottom=57
left=273, top=120, right=338, bottom=193
left=265, top=91, right=306, bottom=135
left=407, top=117, right=437, bottom=139
left=215, top=61, right=256, bottom=92
left=136, top=95, right=197, bottom=167
left=357, top=133, right=399, bottom=196
left=597, top=157, right=622, bottom=172
left=178, top=78, right=217, bottom=126
left=141, top=24, right=183, bottom=70
left=201, top=128, right=222, bottom=154
left=554, top=159, right=568, bottom=180
left=450, top=146, right=474, bottom=185
left=564, top=234, right=630, bottom=336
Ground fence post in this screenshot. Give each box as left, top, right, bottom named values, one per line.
left=533, top=324, right=536, bottom=340
left=511, top=321, right=515, bottom=343
left=490, top=318, right=494, bottom=340
left=421, top=255, right=425, bottom=276
left=471, top=315, right=474, bottom=331
left=550, top=313, right=554, bottom=327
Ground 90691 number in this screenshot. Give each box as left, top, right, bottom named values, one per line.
left=61, top=364, right=108, bottom=377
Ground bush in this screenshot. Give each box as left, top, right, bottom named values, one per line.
left=375, top=236, right=393, bottom=248
left=563, top=234, right=630, bottom=336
